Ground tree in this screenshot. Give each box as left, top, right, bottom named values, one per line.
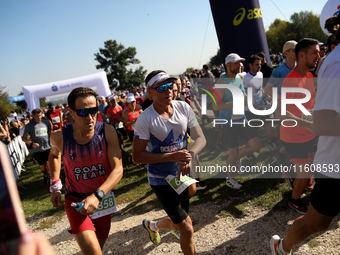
left=266, top=11, right=328, bottom=54
left=186, top=67, right=195, bottom=73
left=209, top=49, right=223, bottom=67
left=0, top=86, right=15, bottom=118
left=94, top=40, right=147, bottom=90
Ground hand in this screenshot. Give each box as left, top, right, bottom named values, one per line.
left=19, top=232, right=56, bottom=255
left=177, top=162, right=191, bottom=181
left=307, top=122, right=314, bottom=133
left=80, top=194, right=100, bottom=215
left=50, top=191, right=62, bottom=207
left=171, top=150, right=191, bottom=164
left=32, top=143, right=39, bottom=148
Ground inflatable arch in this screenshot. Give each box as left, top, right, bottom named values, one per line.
left=320, top=0, right=340, bottom=35
left=22, top=71, right=111, bottom=110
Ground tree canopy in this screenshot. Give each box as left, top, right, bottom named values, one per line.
left=266, top=11, right=327, bottom=53
left=209, top=49, right=223, bottom=67
left=0, top=86, right=15, bottom=118
left=94, top=40, right=147, bottom=90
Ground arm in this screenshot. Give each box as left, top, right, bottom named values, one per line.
left=188, top=124, right=206, bottom=159
left=81, top=124, right=123, bottom=215
left=132, top=138, right=191, bottom=165
left=313, top=109, right=340, bottom=136
left=275, top=103, right=313, bottom=132
left=49, top=130, right=63, bottom=207
left=212, top=88, right=234, bottom=111
left=123, top=110, right=136, bottom=127
left=0, top=124, right=7, bottom=139
left=264, top=82, right=274, bottom=96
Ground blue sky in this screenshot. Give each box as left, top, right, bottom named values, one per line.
left=0, top=0, right=328, bottom=97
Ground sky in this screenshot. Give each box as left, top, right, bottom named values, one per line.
left=0, top=0, right=329, bottom=97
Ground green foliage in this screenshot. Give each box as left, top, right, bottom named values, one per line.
left=94, top=40, right=147, bottom=90
left=186, top=67, right=195, bottom=73
left=209, top=49, right=223, bottom=66
left=39, top=97, right=48, bottom=108
left=266, top=11, right=328, bottom=53
left=0, top=86, right=15, bottom=118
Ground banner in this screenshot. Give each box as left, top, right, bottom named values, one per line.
left=209, top=0, right=271, bottom=71
left=22, top=71, right=111, bottom=110
left=6, top=136, right=29, bottom=180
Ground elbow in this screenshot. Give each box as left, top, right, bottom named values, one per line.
left=313, top=122, right=323, bottom=136
left=132, top=152, right=141, bottom=164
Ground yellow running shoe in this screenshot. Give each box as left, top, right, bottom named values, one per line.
left=142, top=218, right=161, bottom=245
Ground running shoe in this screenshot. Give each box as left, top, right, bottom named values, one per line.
left=142, top=219, right=161, bottom=245
left=196, top=180, right=209, bottom=191
left=171, top=230, right=180, bottom=240
left=288, top=198, right=308, bottom=214
left=305, top=178, right=314, bottom=191
left=270, top=235, right=291, bottom=255
left=226, top=177, right=242, bottom=190
left=246, top=153, right=256, bottom=161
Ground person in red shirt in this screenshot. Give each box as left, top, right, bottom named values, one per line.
left=45, top=102, right=63, bottom=130
left=275, top=38, right=320, bottom=215
left=123, top=94, right=143, bottom=142
left=107, top=97, right=127, bottom=142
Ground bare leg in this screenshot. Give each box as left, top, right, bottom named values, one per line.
left=75, top=230, right=103, bottom=255
left=238, top=137, right=262, bottom=159
left=157, top=216, right=195, bottom=255
left=282, top=204, right=335, bottom=253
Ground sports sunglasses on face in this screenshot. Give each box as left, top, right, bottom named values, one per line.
left=149, top=82, right=173, bottom=93
left=72, top=107, right=98, bottom=117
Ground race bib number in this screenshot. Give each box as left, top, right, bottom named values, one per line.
left=35, top=128, right=47, bottom=137
left=302, top=109, right=313, bottom=122
left=51, top=116, right=60, bottom=124
left=115, top=122, right=124, bottom=129
left=90, top=190, right=117, bottom=219
left=165, top=175, right=198, bottom=195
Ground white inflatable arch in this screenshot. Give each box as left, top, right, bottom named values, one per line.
left=22, top=71, right=111, bottom=110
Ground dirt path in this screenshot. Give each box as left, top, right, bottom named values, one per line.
left=29, top=201, right=340, bottom=254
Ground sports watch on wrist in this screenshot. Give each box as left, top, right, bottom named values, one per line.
left=94, top=189, right=105, bottom=201
left=189, top=151, right=195, bottom=159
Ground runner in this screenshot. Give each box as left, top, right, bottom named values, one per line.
left=22, top=108, right=52, bottom=184
left=133, top=70, right=206, bottom=255
left=49, top=87, right=123, bottom=255
left=45, top=102, right=63, bottom=130
left=270, top=34, right=340, bottom=255
left=275, top=38, right=320, bottom=214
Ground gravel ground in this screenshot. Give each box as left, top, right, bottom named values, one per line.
left=28, top=201, right=340, bottom=255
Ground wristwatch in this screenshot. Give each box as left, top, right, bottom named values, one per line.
left=94, top=189, right=105, bottom=201
left=189, top=151, right=195, bottom=159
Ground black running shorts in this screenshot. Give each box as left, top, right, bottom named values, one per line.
left=151, top=184, right=189, bottom=224
left=33, top=149, right=50, bottom=166
left=311, top=173, right=340, bottom=216
left=222, top=124, right=258, bottom=149
left=281, top=136, right=318, bottom=165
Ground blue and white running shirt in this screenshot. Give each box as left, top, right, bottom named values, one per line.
left=134, top=100, right=198, bottom=185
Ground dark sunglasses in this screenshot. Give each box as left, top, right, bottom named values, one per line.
left=149, top=82, right=173, bottom=93
left=72, top=107, right=98, bottom=117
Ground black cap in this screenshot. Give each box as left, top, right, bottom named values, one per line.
left=48, top=102, right=55, bottom=108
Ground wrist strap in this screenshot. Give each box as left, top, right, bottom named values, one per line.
left=50, top=178, right=62, bottom=193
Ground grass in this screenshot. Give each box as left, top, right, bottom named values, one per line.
left=18, top=122, right=300, bottom=229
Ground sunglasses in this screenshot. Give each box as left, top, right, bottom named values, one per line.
left=72, top=107, right=98, bottom=117
left=149, top=82, right=173, bottom=93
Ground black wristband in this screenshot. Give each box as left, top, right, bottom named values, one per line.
left=189, top=151, right=195, bottom=159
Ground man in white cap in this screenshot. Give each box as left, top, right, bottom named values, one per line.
left=98, top=96, right=107, bottom=123
left=212, top=53, right=262, bottom=189
left=133, top=70, right=206, bottom=255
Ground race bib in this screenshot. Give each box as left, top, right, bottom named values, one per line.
left=52, top=116, right=60, bottom=124
left=115, top=122, right=124, bottom=129
left=302, top=109, right=313, bottom=122
left=165, top=175, right=198, bottom=195
left=35, top=128, right=47, bottom=137
left=90, top=190, right=117, bottom=219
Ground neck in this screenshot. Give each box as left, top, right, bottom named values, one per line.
left=152, top=101, right=173, bottom=117
left=285, top=58, right=296, bottom=69
left=249, top=70, right=257, bottom=76
left=294, top=63, right=309, bottom=77
left=226, top=72, right=236, bottom=80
